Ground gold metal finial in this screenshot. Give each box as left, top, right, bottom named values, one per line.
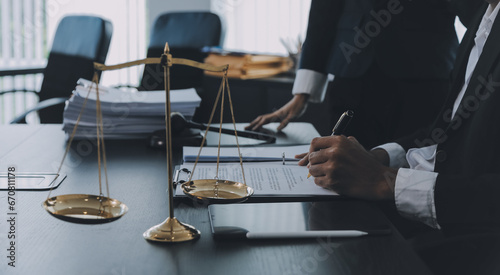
left=164, top=42, right=170, bottom=54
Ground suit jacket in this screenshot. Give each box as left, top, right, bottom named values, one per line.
left=299, top=0, right=480, bottom=79
left=397, top=3, right=500, bottom=234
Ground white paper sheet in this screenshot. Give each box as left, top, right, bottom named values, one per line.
left=175, top=162, right=338, bottom=197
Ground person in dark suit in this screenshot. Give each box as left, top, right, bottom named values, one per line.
left=303, top=1, right=500, bottom=272
left=247, top=0, right=481, bottom=149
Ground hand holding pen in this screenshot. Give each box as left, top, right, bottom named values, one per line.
left=303, top=110, right=354, bottom=178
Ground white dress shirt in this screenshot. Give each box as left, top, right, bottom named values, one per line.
left=291, top=69, right=330, bottom=103
left=377, top=3, right=500, bottom=228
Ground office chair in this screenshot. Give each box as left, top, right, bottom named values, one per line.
left=4, top=15, right=113, bottom=123
left=138, top=12, right=223, bottom=91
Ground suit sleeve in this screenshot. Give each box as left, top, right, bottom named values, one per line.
left=299, top=0, right=343, bottom=73
left=435, top=174, right=500, bottom=232
left=395, top=126, right=436, bottom=151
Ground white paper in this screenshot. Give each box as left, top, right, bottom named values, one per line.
left=74, top=85, right=200, bottom=105
left=183, top=145, right=310, bottom=162
left=175, top=162, right=338, bottom=197
left=63, top=79, right=201, bottom=138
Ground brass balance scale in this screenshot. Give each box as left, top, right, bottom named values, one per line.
left=42, top=43, right=254, bottom=242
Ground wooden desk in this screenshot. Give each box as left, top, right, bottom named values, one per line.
left=0, top=124, right=431, bottom=275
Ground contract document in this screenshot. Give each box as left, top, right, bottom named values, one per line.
left=175, top=162, right=338, bottom=198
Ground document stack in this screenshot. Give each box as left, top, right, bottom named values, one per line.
left=62, top=79, right=201, bottom=139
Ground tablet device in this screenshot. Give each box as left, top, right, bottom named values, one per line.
left=209, top=201, right=392, bottom=240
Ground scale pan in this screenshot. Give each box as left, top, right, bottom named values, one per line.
left=181, top=179, right=253, bottom=203
left=43, top=194, right=128, bottom=224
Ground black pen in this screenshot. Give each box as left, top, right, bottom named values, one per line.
left=331, top=110, right=354, bottom=135
left=307, top=110, right=354, bottom=178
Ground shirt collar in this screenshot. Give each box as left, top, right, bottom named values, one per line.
left=482, top=3, right=500, bottom=31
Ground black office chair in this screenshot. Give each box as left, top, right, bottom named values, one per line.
left=4, top=15, right=113, bottom=123
left=138, top=12, right=223, bottom=91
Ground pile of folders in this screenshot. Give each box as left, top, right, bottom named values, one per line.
left=204, top=51, right=292, bottom=79
left=62, top=79, right=201, bottom=139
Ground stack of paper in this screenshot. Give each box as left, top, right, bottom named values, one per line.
left=183, top=145, right=309, bottom=162
left=62, top=79, right=201, bottom=139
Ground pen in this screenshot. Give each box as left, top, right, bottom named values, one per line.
left=307, top=110, right=354, bottom=178
left=246, top=230, right=367, bottom=239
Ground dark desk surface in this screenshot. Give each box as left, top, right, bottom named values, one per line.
left=0, top=124, right=431, bottom=275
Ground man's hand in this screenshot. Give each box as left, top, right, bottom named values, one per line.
left=296, top=152, right=309, bottom=166
left=298, top=144, right=390, bottom=167
left=307, top=135, right=397, bottom=200
left=245, top=94, right=309, bottom=132
left=370, top=148, right=390, bottom=166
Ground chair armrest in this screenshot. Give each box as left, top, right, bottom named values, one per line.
left=113, top=84, right=139, bottom=90
left=0, top=66, right=45, bottom=95
left=10, top=97, right=67, bottom=124
left=0, top=67, right=45, bottom=77
left=0, top=89, right=38, bottom=96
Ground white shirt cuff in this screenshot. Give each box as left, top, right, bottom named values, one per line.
left=395, top=168, right=440, bottom=228
left=372, top=143, right=408, bottom=168
left=292, top=69, right=329, bottom=103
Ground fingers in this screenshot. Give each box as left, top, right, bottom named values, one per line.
left=246, top=111, right=289, bottom=132
left=295, top=152, right=308, bottom=159
left=307, top=149, right=331, bottom=165
left=277, top=115, right=291, bottom=132
left=346, top=136, right=364, bottom=150
left=277, top=119, right=289, bottom=132
left=245, top=113, right=277, bottom=131
left=246, top=95, right=308, bottom=132
left=245, top=116, right=264, bottom=131
left=296, top=152, right=309, bottom=166
left=313, top=176, right=331, bottom=189
left=308, top=135, right=344, bottom=153
left=307, top=162, right=327, bottom=179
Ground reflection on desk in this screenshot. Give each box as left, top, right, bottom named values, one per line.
left=0, top=124, right=431, bottom=275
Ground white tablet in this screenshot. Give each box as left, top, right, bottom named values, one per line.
left=209, top=201, right=392, bottom=240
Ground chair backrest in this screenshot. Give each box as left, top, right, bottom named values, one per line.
left=139, top=12, right=223, bottom=91
left=39, top=15, right=113, bottom=123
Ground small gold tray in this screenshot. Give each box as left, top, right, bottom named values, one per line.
left=181, top=179, right=253, bottom=203
left=43, top=194, right=128, bottom=224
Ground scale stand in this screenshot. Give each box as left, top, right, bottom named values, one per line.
left=93, top=42, right=238, bottom=242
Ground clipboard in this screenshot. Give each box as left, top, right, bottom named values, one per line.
left=173, top=164, right=339, bottom=201
left=0, top=173, right=66, bottom=191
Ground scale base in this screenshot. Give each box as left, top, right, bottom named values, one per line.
left=143, top=217, right=200, bottom=242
